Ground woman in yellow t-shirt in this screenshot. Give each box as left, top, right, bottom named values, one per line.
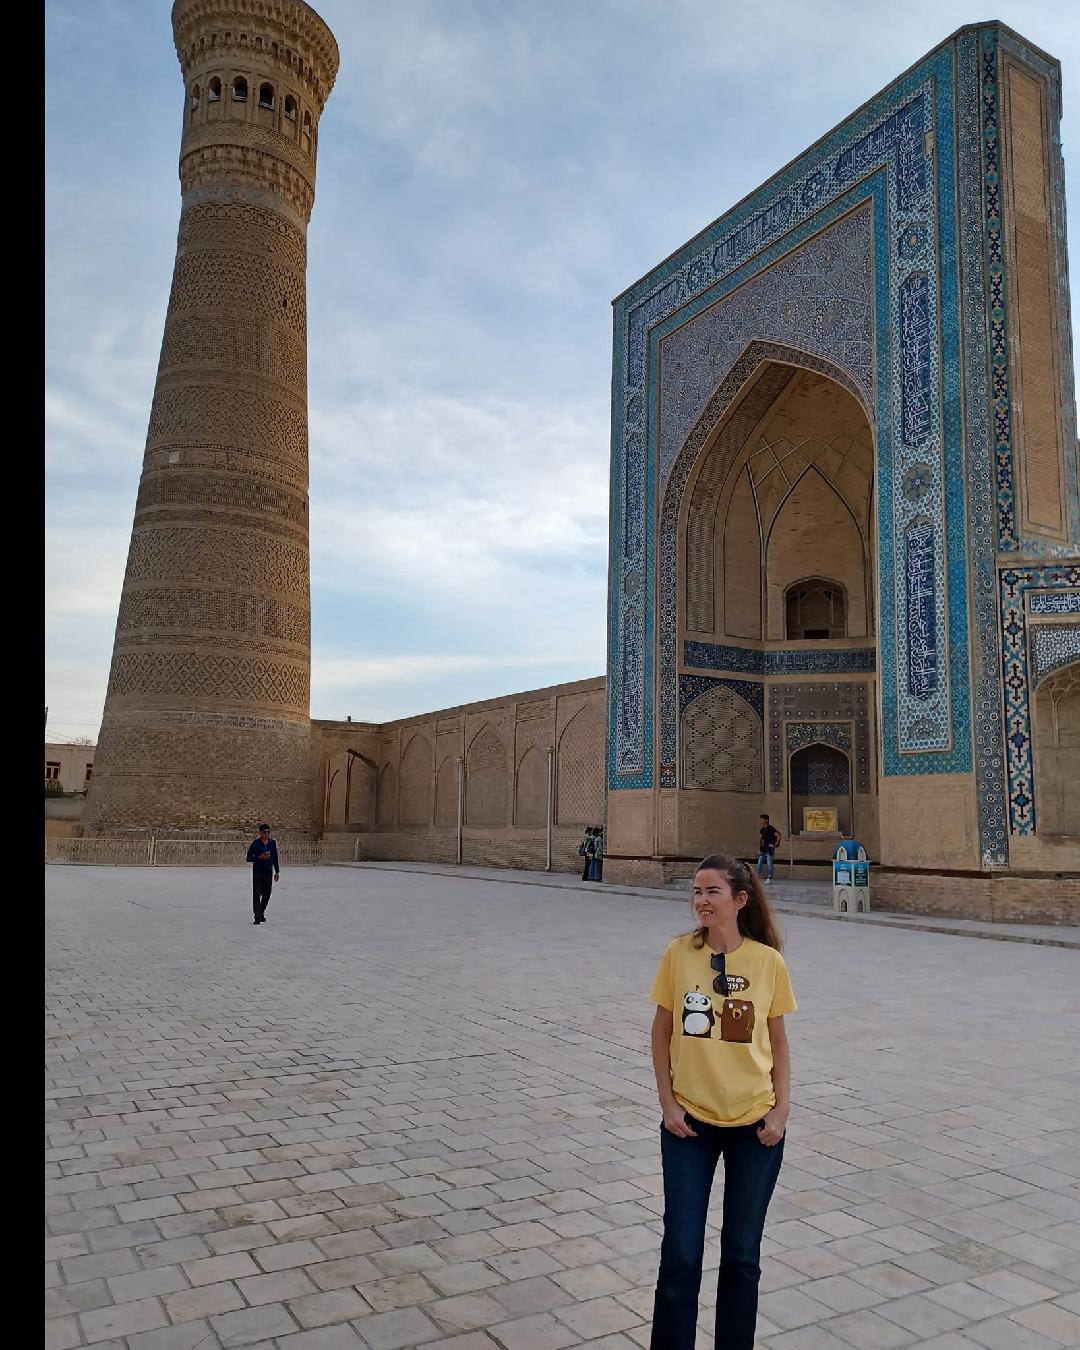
left=648, top=854, right=796, bottom=1350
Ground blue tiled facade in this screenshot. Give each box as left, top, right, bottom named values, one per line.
left=606, top=23, right=1079, bottom=869
left=684, top=643, right=876, bottom=677
left=999, top=566, right=1080, bottom=833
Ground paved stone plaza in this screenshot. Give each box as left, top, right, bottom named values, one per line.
left=46, top=865, right=1080, bottom=1350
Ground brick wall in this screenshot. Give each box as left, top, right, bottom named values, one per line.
left=873, top=870, right=1079, bottom=925
left=313, top=677, right=607, bottom=875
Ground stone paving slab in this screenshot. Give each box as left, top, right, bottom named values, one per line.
left=46, top=865, right=1080, bottom=1349
left=333, top=862, right=1080, bottom=950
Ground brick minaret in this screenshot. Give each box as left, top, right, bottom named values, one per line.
left=84, top=0, right=338, bottom=834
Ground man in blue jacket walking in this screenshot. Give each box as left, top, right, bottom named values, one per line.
left=246, top=824, right=280, bottom=925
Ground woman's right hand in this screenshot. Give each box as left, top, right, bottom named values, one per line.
left=662, top=1104, right=698, bottom=1137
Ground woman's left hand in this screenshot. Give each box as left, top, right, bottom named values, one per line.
left=757, top=1107, right=788, bottom=1146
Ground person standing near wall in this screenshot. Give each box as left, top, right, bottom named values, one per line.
left=756, top=814, right=781, bottom=884
left=587, top=825, right=605, bottom=882
left=246, top=824, right=280, bottom=925
left=580, top=826, right=594, bottom=880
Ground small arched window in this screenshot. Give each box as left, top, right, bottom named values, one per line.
left=258, top=82, right=275, bottom=109
left=302, top=109, right=312, bottom=151
left=283, top=95, right=297, bottom=122
left=190, top=83, right=201, bottom=113
left=785, top=579, right=847, bottom=640
left=207, top=76, right=221, bottom=102
left=232, top=75, right=248, bottom=102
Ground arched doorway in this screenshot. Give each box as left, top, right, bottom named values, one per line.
left=324, top=750, right=377, bottom=830
left=788, top=742, right=852, bottom=836
left=1033, top=663, right=1080, bottom=837
left=655, top=356, right=878, bottom=862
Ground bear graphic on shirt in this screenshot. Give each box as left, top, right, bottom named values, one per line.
left=720, top=998, right=755, bottom=1042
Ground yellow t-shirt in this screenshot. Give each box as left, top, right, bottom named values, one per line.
left=650, top=934, right=797, bottom=1127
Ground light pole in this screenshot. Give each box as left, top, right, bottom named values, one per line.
left=545, top=746, right=554, bottom=872
left=456, top=756, right=465, bottom=866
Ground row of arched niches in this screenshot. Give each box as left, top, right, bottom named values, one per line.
left=187, top=75, right=317, bottom=159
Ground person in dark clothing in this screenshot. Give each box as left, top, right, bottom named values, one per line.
left=586, top=826, right=605, bottom=882
left=756, top=815, right=781, bottom=884
left=580, top=826, right=594, bottom=880
left=246, top=824, right=280, bottom=924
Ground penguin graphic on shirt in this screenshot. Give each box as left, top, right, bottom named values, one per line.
left=681, top=988, right=715, bottom=1037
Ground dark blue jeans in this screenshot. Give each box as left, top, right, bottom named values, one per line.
left=252, top=873, right=273, bottom=919
left=651, top=1116, right=784, bottom=1350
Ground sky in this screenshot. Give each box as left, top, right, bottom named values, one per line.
left=44, top=0, right=1080, bottom=743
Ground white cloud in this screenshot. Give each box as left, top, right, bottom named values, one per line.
left=308, top=387, right=608, bottom=655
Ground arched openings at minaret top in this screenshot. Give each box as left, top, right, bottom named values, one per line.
left=186, top=71, right=313, bottom=142
left=257, top=81, right=276, bottom=128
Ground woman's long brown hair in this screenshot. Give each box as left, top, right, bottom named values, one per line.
left=688, top=853, right=784, bottom=951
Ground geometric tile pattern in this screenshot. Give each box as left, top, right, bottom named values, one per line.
left=657, top=209, right=875, bottom=480
left=883, top=67, right=956, bottom=759
left=679, top=674, right=763, bottom=720
left=767, top=682, right=872, bottom=794
left=787, top=720, right=853, bottom=754
left=982, top=29, right=1018, bottom=554
left=1030, top=624, right=1080, bottom=689
left=956, top=27, right=1009, bottom=867
left=680, top=683, right=762, bottom=792
left=999, top=565, right=1080, bottom=833
left=788, top=737, right=852, bottom=796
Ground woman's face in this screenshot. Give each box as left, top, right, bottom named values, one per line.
left=692, top=868, right=747, bottom=924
